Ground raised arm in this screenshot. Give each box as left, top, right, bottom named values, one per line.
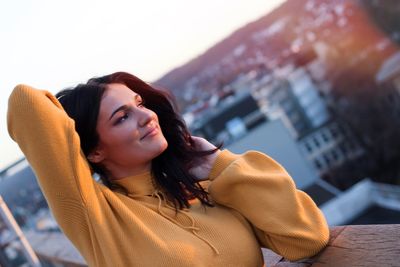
left=7, top=85, right=96, bottom=246
left=207, top=149, right=329, bottom=261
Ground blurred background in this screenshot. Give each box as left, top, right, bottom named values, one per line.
left=1, top=0, right=400, bottom=266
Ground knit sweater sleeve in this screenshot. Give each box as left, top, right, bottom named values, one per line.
left=7, top=85, right=94, bottom=249
left=207, top=149, right=329, bottom=261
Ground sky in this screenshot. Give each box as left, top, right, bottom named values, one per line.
left=0, top=0, right=285, bottom=170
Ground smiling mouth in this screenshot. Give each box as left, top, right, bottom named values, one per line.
left=141, top=126, right=158, bottom=140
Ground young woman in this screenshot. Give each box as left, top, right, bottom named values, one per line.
left=7, top=72, right=329, bottom=266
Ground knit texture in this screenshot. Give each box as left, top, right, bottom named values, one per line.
left=7, top=85, right=330, bottom=266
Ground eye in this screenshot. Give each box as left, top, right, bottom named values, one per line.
left=115, top=112, right=129, bottom=125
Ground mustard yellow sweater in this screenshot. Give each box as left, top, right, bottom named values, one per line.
left=7, top=85, right=329, bottom=267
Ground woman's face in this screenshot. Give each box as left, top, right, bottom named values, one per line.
left=88, top=83, right=168, bottom=179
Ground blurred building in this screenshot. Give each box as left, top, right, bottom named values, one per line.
left=375, top=51, right=400, bottom=115
left=226, top=118, right=318, bottom=189
left=287, top=67, right=331, bottom=135
left=376, top=51, right=400, bottom=89
left=249, top=50, right=370, bottom=179
left=321, top=178, right=400, bottom=226
left=24, top=230, right=86, bottom=267
left=224, top=117, right=400, bottom=226
left=297, top=120, right=364, bottom=176
left=0, top=160, right=48, bottom=230
left=251, top=66, right=330, bottom=139
left=190, top=91, right=266, bottom=145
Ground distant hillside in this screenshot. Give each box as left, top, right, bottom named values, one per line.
left=154, top=0, right=299, bottom=91
left=154, top=0, right=398, bottom=110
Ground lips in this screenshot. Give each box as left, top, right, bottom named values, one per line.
left=141, top=126, right=158, bottom=140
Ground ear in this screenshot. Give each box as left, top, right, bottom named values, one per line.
left=87, top=148, right=105, bottom=164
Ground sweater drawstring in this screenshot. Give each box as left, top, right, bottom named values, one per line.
left=152, top=190, right=220, bottom=255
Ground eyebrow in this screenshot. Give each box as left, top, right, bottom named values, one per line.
left=108, top=94, right=142, bottom=121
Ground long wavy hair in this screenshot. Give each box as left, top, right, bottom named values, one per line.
left=56, top=72, right=218, bottom=209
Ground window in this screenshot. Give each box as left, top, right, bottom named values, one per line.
left=321, top=132, right=329, bottom=142
left=330, top=127, right=338, bottom=138
left=313, top=137, right=321, bottom=148
left=331, top=149, right=339, bottom=161
left=305, top=142, right=312, bottom=153
left=314, top=159, right=322, bottom=169
left=339, top=143, right=347, bottom=155
left=323, top=154, right=331, bottom=165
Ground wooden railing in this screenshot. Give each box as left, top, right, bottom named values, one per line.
left=262, top=224, right=400, bottom=266
left=31, top=224, right=400, bottom=266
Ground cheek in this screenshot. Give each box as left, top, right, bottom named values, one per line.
left=102, top=131, right=143, bottom=162
left=101, top=125, right=140, bottom=148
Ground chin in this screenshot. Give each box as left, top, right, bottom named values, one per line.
left=159, top=138, right=168, bottom=152
left=154, top=138, right=168, bottom=157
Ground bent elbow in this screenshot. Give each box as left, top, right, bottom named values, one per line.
left=284, top=225, right=330, bottom=261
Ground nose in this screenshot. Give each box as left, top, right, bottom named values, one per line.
left=138, top=108, right=154, bottom=127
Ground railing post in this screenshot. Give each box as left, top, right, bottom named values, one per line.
left=0, top=195, right=42, bottom=267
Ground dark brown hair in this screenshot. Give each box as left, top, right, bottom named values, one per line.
left=56, top=72, right=218, bottom=209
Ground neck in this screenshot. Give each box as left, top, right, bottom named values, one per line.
left=105, top=161, right=151, bottom=180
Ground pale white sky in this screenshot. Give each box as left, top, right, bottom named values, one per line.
left=0, top=0, right=285, bottom=169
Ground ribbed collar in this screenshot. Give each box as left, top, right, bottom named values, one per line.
left=112, top=171, right=221, bottom=255
left=111, top=171, right=156, bottom=197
